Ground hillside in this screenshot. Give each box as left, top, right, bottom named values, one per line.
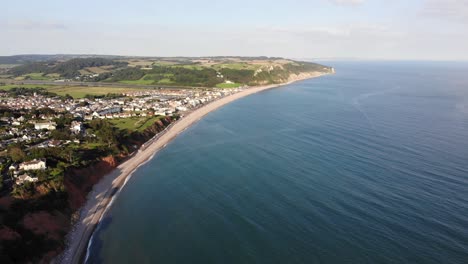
left=2, top=56, right=333, bottom=88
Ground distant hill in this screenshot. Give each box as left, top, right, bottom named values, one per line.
left=3, top=56, right=333, bottom=87
left=0, top=54, right=123, bottom=65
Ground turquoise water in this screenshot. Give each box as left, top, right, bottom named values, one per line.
left=87, top=62, right=468, bottom=264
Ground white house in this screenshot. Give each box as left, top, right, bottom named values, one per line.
left=15, top=174, right=39, bottom=185
left=34, top=121, right=57, bottom=131
left=19, top=159, right=47, bottom=171
left=70, top=121, right=83, bottom=134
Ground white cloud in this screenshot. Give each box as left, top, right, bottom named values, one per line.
left=422, top=0, right=468, bottom=23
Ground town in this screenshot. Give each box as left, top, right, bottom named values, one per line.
left=0, top=86, right=244, bottom=191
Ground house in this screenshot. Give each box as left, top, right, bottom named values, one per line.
left=19, top=159, right=46, bottom=171
left=34, top=121, right=57, bottom=131
left=70, top=121, right=83, bottom=134
left=48, top=140, right=62, bottom=147
left=97, top=107, right=122, bottom=116
left=15, top=174, right=39, bottom=185
left=9, top=164, right=18, bottom=171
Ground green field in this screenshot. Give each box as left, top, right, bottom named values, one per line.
left=157, top=78, right=174, bottom=84
left=119, top=78, right=155, bottom=85
left=46, top=86, right=145, bottom=98
left=23, top=73, right=52, bottom=80
left=176, top=65, right=205, bottom=70
left=0, top=64, right=19, bottom=69
left=0, top=84, right=145, bottom=98
left=0, top=84, right=54, bottom=90
left=212, top=63, right=260, bottom=70
left=118, top=73, right=178, bottom=85
left=216, top=82, right=242, bottom=88
left=109, top=116, right=162, bottom=131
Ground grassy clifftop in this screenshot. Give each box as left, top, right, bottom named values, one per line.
left=3, top=56, right=332, bottom=88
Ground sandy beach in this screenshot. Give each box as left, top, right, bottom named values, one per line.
left=58, top=71, right=328, bottom=264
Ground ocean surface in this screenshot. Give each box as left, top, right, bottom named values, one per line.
left=87, top=62, right=468, bottom=264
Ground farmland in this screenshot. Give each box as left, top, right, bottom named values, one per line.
left=2, top=56, right=333, bottom=90
left=0, top=83, right=146, bottom=98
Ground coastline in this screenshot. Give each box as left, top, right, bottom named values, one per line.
left=58, top=71, right=329, bottom=264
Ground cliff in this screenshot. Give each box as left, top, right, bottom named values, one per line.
left=64, top=155, right=118, bottom=210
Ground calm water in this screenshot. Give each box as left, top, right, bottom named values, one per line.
left=87, top=62, right=468, bottom=264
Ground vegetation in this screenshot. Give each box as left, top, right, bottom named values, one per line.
left=5, top=56, right=332, bottom=88
left=0, top=111, right=178, bottom=262
left=3, top=87, right=60, bottom=98
left=8, top=58, right=127, bottom=78
left=216, top=82, right=242, bottom=88
left=109, top=116, right=163, bottom=132
left=0, top=85, right=145, bottom=99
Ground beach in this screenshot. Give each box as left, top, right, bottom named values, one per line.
left=58, top=71, right=328, bottom=264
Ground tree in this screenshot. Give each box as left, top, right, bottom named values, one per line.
left=50, top=129, right=71, bottom=140
left=8, top=146, right=25, bottom=162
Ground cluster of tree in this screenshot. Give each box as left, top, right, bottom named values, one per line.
left=5, top=87, right=58, bottom=98
left=108, top=67, right=146, bottom=81
left=104, top=66, right=223, bottom=87
left=7, top=62, right=51, bottom=76
left=219, top=68, right=255, bottom=84
left=86, top=119, right=125, bottom=153
left=169, top=67, right=220, bottom=87
left=283, top=62, right=331, bottom=74
left=8, top=58, right=128, bottom=78
left=52, top=58, right=127, bottom=78
left=84, top=93, right=123, bottom=100
left=149, top=66, right=221, bottom=87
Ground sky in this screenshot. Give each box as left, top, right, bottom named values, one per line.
left=2, top=0, right=468, bottom=60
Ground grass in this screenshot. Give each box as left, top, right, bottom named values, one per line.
left=0, top=84, right=54, bottom=90
left=79, top=69, right=91, bottom=75
left=119, top=78, right=155, bottom=85
left=175, top=65, right=205, bottom=70
left=109, top=116, right=161, bottom=131
left=45, top=73, right=60, bottom=78
left=46, top=86, right=145, bottom=98
left=157, top=78, right=174, bottom=84
left=212, top=63, right=260, bottom=71
left=23, top=73, right=52, bottom=80
left=85, top=66, right=111, bottom=74
left=216, top=82, right=242, bottom=88
left=81, top=142, right=106, bottom=150
left=0, top=84, right=145, bottom=98
left=0, top=64, right=19, bottom=69
left=152, top=61, right=178, bottom=66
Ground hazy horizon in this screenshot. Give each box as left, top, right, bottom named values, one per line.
left=3, top=0, right=468, bottom=60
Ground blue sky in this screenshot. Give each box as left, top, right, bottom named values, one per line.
left=2, top=0, right=468, bottom=60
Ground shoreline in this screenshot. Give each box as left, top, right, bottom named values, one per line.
left=58, top=71, right=329, bottom=264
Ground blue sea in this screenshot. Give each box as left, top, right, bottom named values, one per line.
left=87, top=62, right=468, bottom=264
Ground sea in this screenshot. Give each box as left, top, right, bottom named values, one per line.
left=86, top=61, right=468, bottom=264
